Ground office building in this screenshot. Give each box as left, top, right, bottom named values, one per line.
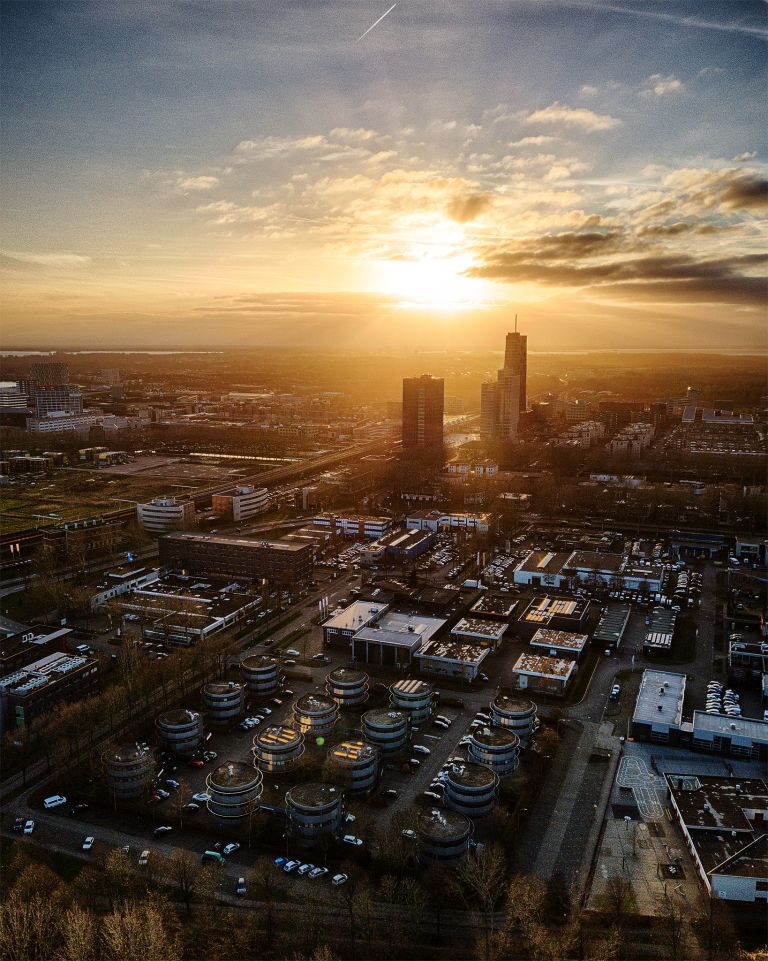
left=0, top=652, right=100, bottom=734
left=503, top=328, right=527, bottom=413
left=480, top=323, right=527, bottom=440
left=402, top=375, right=444, bottom=450
left=159, top=531, right=313, bottom=584
left=137, top=497, right=195, bottom=534
left=211, top=485, right=270, bottom=522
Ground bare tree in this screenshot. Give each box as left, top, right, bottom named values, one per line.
left=657, top=888, right=689, bottom=961
left=0, top=892, right=60, bottom=961
left=248, top=855, right=287, bottom=946
left=602, top=874, right=634, bottom=921
left=59, top=905, right=98, bottom=961
left=693, top=895, right=740, bottom=961
left=164, top=848, right=202, bottom=917
left=101, top=902, right=181, bottom=961
left=453, top=845, right=508, bottom=961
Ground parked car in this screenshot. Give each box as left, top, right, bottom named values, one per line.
left=43, top=795, right=67, bottom=810
left=331, top=873, right=348, bottom=886
left=412, top=745, right=431, bottom=756
left=184, top=802, right=200, bottom=812
left=274, top=856, right=286, bottom=867
left=381, top=789, right=399, bottom=799
left=24, top=819, right=35, bottom=834
left=69, top=803, right=89, bottom=816
left=82, top=836, right=95, bottom=851
left=609, top=683, right=621, bottom=701
left=283, top=860, right=301, bottom=873
left=308, top=866, right=328, bottom=879
left=165, top=779, right=180, bottom=789
left=138, top=850, right=151, bottom=866
left=342, top=835, right=363, bottom=847
left=192, top=793, right=211, bottom=803
left=297, top=863, right=315, bottom=876
left=13, top=816, right=24, bottom=833
left=285, top=649, right=301, bottom=657
left=236, top=877, right=247, bottom=896
left=402, top=829, right=417, bottom=840
left=223, top=843, right=240, bottom=855
left=153, top=825, right=173, bottom=837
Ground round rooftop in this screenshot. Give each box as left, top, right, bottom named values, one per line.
left=255, top=724, right=303, bottom=748
left=107, top=743, right=153, bottom=764
left=204, top=681, right=244, bottom=695
left=242, top=654, right=279, bottom=670
left=416, top=806, right=472, bottom=840
left=493, top=693, right=536, bottom=714
left=363, top=708, right=407, bottom=727
left=287, top=782, right=341, bottom=808
left=329, top=740, right=377, bottom=763
left=472, top=726, right=520, bottom=748
left=295, top=693, right=337, bottom=714
left=327, top=668, right=367, bottom=684
left=391, top=678, right=431, bottom=695
left=208, top=761, right=260, bottom=788
left=445, top=761, right=497, bottom=788
left=157, top=709, right=200, bottom=726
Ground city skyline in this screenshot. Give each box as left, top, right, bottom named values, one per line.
left=1, top=1, right=766, bottom=351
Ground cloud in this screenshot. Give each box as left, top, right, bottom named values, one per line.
left=175, top=175, right=219, bottom=192
left=639, top=74, right=685, bottom=97
left=525, top=102, right=622, bottom=132
left=508, top=136, right=557, bottom=147
left=733, top=151, right=756, bottom=163
left=1, top=250, right=92, bottom=269
left=721, top=176, right=768, bottom=209
left=445, top=194, right=493, bottom=223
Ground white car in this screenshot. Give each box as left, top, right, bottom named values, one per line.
left=23, top=820, right=35, bottom=835
left=331, top=873, right=348, bottom=886
left=297, top=863, right=315, bottom=875
left=308, top=866, right=328, bottom=879
left=402, top=829, right=417, bottom=840
left=285, top=649, right=301, bottom=657
left=412, top=745, right=431, bottom=756
left=138, top=850, right=151, bottom=866
left=192, top=793, right=210, bottom=803
left=342, top=835, right=363, bottom=847
left=236, top=877, right=247, bottom=896
left=223, top=843, right=240, bottom=855
left=283, top=860, right=301, bottom=873
left=82, top=836, right=95, bottom=850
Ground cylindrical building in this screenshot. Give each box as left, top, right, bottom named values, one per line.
left=202, top=681, right=245, bottom=728
left=443, top=761, right=498, bottom=818
left=293, top=693, right=339, bottom=737
left=362, top=708, right=409, bottom=756
left=490, top=693, right=537, bottom=741
left=253, top=724, right=305, bottom=773
left=326, top=740, right=379, bottom=794
left=390, top=678, right=434, bottom=724
left=103, top=742, right=157, bottom=800
left=206, top=761, right=264, bottom=819
left=416, top=806, right=472, bottom=863
left=285, top=782, right=343, bottom=840
left=469, top=726, right=520, bottom=777
left=155, top=709, right=204, bottom=757
left=325, top=668, right=369, bottom=708
left=241, top=655, right=280, bottom=695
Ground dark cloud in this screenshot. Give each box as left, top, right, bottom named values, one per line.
left=446, top=193, right=493, bottom=223
left=721, top=175, right=768, bottom=209
left=637, top=222, right=735, bottom=237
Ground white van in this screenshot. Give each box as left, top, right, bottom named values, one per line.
left=75, top=644, right=90, bottom=655
left=43, top=795, right=67, bottom=809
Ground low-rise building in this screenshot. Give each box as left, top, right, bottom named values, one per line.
left=665, top=774, right=768, bottom=903
left=311, top=513, right=391, bottom=539
left=512, top=550, right=570, bottom=588
left=510, top=651, right=576, bottom=697
left=0, top=652, right=100, bottom=734
left=405, top=510, right=492, bottom=534
left=593, top=603, right=631, bottom=652
left=0, top=627, right=72, bottom=675
left=415, top=638, right=490, bottom=681
left=211, top=485, right=270, bottom=522
left=351, top=610, right=446, bottom=667
left=322, top=601, right=389, bottom=647
left=518, top=595, right=590, bottom=635
left=642, top=607, right=677, bottom=656
left=530, top=628, right=589, bottom=661
left=450, top=617, right=507, bottom=650
left=469, top=593, right=517, bottom=621
left=137, top=497, right=195, bottom=535
left=631, top=669, right=686, bottom=744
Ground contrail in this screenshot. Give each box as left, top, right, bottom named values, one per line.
left=357, top=2, right=397, bottom=42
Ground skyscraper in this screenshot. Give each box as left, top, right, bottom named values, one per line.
left=480, top=321, right=527, bottom=440
left=402, top=375, right=444, bottom=450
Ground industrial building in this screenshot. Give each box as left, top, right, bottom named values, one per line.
left=469, top=726, right=520, bottom=776
left=159, top=531, right=313, bottom=584
left=360, top=527, right=436, bottom=565
left=201, top=681, right=245, bottom=728
left=450, top=617, right=507, bottom=650
left=489, top=692, right=538, bottom=741
left=389, top=678, right=435, bottom=723
left=510, top=651, right=576, bottom=697
left=285, top=782, right=344, bottom=840
left=443, top=761, right=498, bottom=818
left=325, top=668, right=369, bottom=708
left=642, top=607, right=677, bottom=656
left=518, top=595, right=590, bottom=636
left=631, top=670, right=686, bottom=744
left=529, top=628, right=589, bottom=662
left=351, top=610, right=446, bottom=667
left=469, top=593, right=517, bottom=621
left=103, top=742, right=157, bottom=800
left=326, top=740, right=379, bottom=793
left=253, top=724, right=305, bottom=772
left=322, top=601, right=388, bottom=648
left=362, top=707, right=409, bottom=755
left=292, top=693, right=339, bottom=737
left=155, top=709, right=204, bottom=757
left=593, top=604, right=631, bottom=652
left=415, top=638, right=490, bottom=682
left=0, top=651, right=99, bottom=734
left=206, top=762, right=264, bottom=820
left=665, top=774, right=768, bottom=903
left=416, top=807, right=473, bottom=863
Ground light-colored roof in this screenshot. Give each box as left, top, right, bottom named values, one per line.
left=633, top=669, right=686, bottom=727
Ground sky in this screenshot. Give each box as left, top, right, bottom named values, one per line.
left=1, top=0, right=766, bottom=350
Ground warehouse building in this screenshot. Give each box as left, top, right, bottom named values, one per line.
left=665, top=774, right=768, bottom=903
left=450, top=617, right=507, bottom=651
left=593, top=604, right=631, bottom=653
left=469, top=593, right=517, bottom=621
left=351, top=610, right=446, bottom=667
left=518, top=595, right=590, bottom=636
left=415, top=638, right=490, bottom=682
left=510, top=651, right=576, bottom=697
left=630, top=670, right=686, bottom=744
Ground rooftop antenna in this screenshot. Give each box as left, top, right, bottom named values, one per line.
left=514, top=313, right=518, bottom=333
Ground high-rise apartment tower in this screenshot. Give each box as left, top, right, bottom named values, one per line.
left=402, top=375, right=444, bottom=450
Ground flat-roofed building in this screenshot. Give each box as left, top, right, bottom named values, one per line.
left=512, top=550, right=570, bottom=588
left=469, top=593, right=517, bottom=621
left=352, top=610, right=446, bottom=667
left=450, top=617, right=507, bottom=651
left=311, top=513, right=391, bottom=539
left=518, top=595, right=590, bottom=636
left=405, top=510, right=492, bottom=534
left=643, top=607, right=677, bottom=656
left=593, top=603, right=631, bottom=652
left=415, top=638, right=490, bottom=682
left=0, top=627, right=72, bottom=675
left=211, top=485, right=270, bottom=522
left=137, top=497, right=195, bottom=535
left=691, top=711, right=768, bottom=761
left=510, top=651, right=576, bottom=697
left=530, top=628, right=588, bottom=662
left=159, top=532, right=313, bottom=584
left=0, top=652, right=99, bottom=734
left=631, top=669, right=686, bottom=743
left=323, top=601, right=388, bottom=647
left=665, top=774, right=768, bottom=903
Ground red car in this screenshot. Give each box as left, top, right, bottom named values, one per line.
left=188, top=759, right=204, bottom=768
